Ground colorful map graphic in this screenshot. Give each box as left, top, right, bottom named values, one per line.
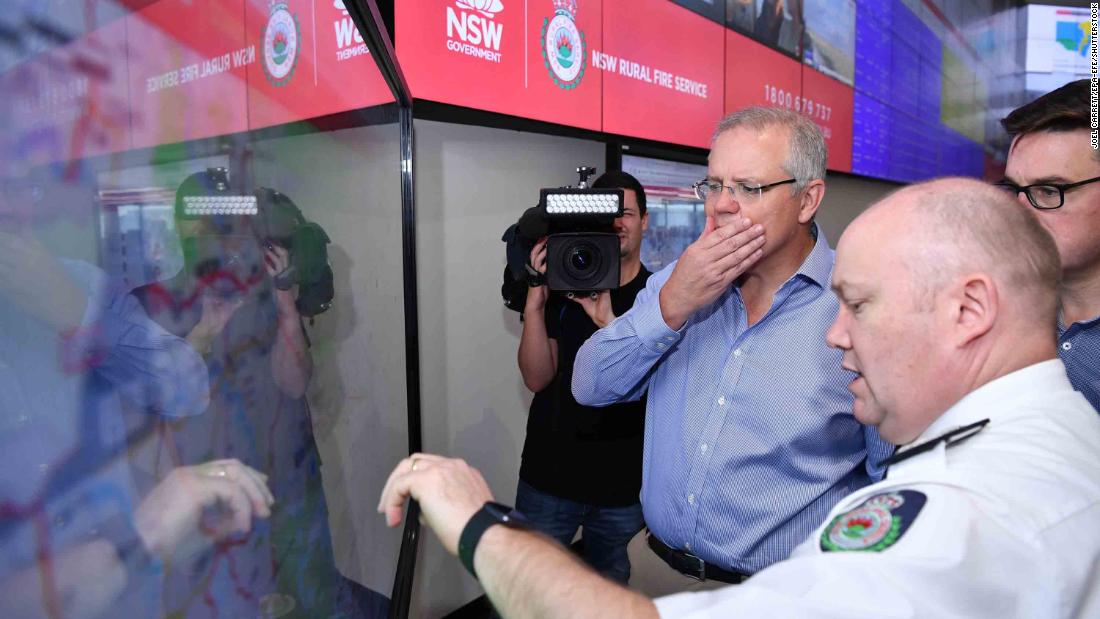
left=1056, top=20, right=1092, bottom=57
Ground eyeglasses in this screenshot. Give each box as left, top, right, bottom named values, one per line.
left=993, top=176, right=1100, bottom=210
left=692, top=178, right=797, bottom=203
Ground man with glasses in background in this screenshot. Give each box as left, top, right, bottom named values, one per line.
left=999, top=79, right=1100, bottom=413
left=572, top=106, right=892, bottom=595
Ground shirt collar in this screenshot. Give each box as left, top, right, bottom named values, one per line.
left=885, top=360, right=1069, bottom=476
left=790, top=223, right=833, bottom=289
left=904, top=359, right=1070, bottom=449
left=1059, top=311, right=1100, bottom=335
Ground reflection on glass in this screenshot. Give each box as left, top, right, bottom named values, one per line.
left=130, top=169, right=366, bottom=617
left=2, top=0, right=398, bottom=617
left=0, top=175, right=221, bottom=618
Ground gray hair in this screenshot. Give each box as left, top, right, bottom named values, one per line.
left=712, top=106, right=827, bottom=192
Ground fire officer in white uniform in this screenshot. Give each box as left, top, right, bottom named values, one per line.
left=376, top=178, right=1100, bottom=619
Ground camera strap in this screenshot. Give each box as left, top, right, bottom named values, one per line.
left=524, top=262, right=545, bottom=287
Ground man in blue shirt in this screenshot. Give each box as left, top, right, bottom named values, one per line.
left=572, top=106, right=893, bottom=593
left=999, top=79, right=1100, bottom=413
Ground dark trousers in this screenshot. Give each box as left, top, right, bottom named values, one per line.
left=514, top=479, right=644, bottom=584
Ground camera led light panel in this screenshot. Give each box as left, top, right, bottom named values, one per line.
left=541, top=189, right=624, bottom=217
left=182, top=195, right=258, bottom=216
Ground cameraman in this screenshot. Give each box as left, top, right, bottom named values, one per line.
left=516, top=171, right=651, bottom=583
left=135, top=175, right=383, bottom=618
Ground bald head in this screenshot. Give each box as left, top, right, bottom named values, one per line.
left=855, top=177, right=1061, bottom=325
left=829, top=178, right=1062, bottom=443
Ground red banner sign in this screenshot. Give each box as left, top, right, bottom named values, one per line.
left=9, top=0, right=393, bottom=161
left=725, top=29, right=801, bottom=120
left=397, top=0, right=604, bottom=131
left=397, top=1, right=855, bottom=170
left=801, top=66, right=854, bottom=173
left=600, top=0, right=724, bottom=148
left=247, top=0, right=393, bottom=131
left=127, top=0, right=251, bottom=149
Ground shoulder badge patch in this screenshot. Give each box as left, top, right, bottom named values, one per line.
left=820, top=490, right=927, bottom=552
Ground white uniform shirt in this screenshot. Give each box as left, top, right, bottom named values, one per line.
left=655, top=360, right=1100, bottom=618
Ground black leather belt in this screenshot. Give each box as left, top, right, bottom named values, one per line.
left=647, top=532, right=750, bottom=584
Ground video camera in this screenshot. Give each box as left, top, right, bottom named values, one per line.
left=501, top=166, right=624, bottom=311
left=176, top=168, right=335, bottom=318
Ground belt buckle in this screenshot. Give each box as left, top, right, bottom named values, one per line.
left=684, top=551, right=706, bottom=581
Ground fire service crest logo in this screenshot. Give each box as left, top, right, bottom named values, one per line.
left=542, top=0, right=586, bottom=89
left=262, top=1, right=301, bottom=86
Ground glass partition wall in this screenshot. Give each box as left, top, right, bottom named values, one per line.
left=2, top=0, right=1031, bottom=617
left=0, top=1, right=420, bottom=617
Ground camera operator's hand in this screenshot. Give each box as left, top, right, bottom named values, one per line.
left=659, top=215, right=765, bottom=330
left=526, top=237, right=550, bottom=310
left=263, top=242, right=313, bottom=397
left=186, top=293, right=245, bottom=355
left=134, top=459, right=273, bottom=561
left=569, top=290, right=614, bottom=328
left=264, top=244, right=299, bottom=320
left=519, top=236, right=558, bottom=392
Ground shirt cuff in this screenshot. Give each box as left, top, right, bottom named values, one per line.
left=630, top=288, right=684, bottom=354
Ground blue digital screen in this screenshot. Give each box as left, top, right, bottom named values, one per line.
left=850, top=0, right=986, bottom=183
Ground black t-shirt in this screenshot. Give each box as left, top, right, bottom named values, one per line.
left=519, top=267, right=651, bottom=507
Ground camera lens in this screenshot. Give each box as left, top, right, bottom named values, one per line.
left=564, top=242, right=602, bottom=282
left=570, top=246, right=593, bottom=272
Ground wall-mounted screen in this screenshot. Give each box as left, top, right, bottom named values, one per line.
left=1024, top=4, right=1093, bottom=96
left=7, top=0, right=394, bottom=162
left=397, top=0, right=1012, bottom=183
left=623, top=154, right=707, bottom=271
left=601, top=1, right=725, bottom=148
left=396, top=0, right=604, bottom=130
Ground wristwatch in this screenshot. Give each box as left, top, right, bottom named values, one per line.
left=458, top=501, right=531, bottom=579
left=98, top=513, right=159, bottom=574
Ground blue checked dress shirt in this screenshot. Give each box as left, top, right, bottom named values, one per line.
left=573, top=227, right=894, bottom=574
left=1059, top=314, right=1100, bottom=413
